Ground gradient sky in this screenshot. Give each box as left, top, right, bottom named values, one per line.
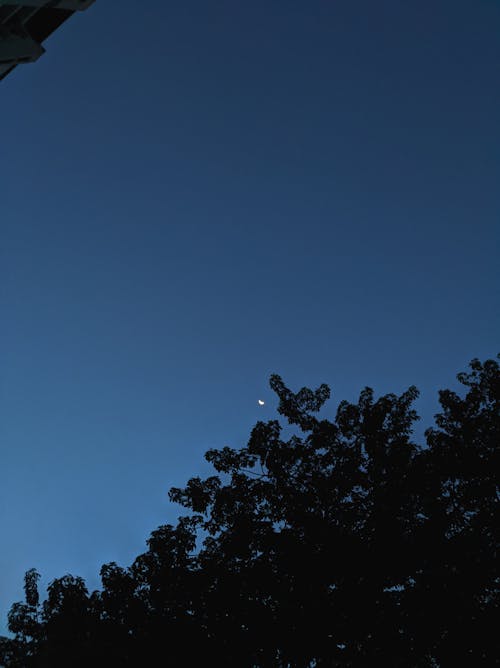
left=1, top=0, right=499, bottom=633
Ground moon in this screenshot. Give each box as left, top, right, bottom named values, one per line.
left=258, top=399, right=265, bottom=406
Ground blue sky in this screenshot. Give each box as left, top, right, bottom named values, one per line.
left=1, top=0, right=498, bottom=632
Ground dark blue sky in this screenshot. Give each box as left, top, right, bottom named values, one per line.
left=1, top=0, right=498, bottom=632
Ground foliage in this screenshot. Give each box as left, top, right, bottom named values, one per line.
left=1, top=356, right=498, bottom=667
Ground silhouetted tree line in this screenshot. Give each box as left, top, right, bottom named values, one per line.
left=1, top=356, right=498, bottom=667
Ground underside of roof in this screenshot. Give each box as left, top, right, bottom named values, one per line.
left=0, top=0, right=94, bottom=81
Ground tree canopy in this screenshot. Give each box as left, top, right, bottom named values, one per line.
left=1, top=355, right=498, bottom=667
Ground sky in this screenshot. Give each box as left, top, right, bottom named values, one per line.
left=0, top=0, right=499, bottom=634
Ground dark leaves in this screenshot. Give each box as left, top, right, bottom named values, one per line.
left=1, top=356, right=498, bottom=667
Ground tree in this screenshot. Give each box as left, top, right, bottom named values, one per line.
left=1, top=569, right=41, bottom=667
left=1, top=355, right=498, bottom=667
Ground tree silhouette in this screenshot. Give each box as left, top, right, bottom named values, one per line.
left=1, top=355, right=498, bottom=667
